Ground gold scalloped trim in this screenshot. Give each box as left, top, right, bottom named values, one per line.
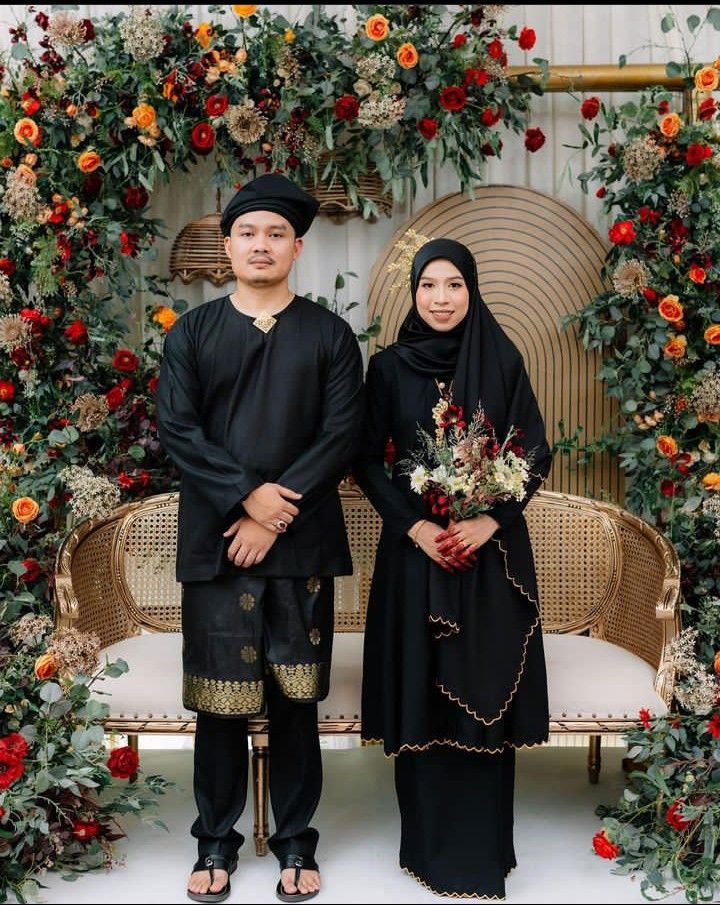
left=429, top=613, right=460, bottom=639
left=491, top=535, right=539, bottom=609
left=401, top=864, right=508, bottom=899
left=436, top=614, right=539, bottom=725
left=363, top=736, right=549, bottom=757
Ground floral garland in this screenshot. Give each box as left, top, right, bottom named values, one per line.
left=567, top=9, right=720, bottom=900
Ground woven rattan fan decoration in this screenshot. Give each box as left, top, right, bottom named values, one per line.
left=169, top=188, right=234, bottom=286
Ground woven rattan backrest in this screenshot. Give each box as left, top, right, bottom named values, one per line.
left=335, top=484, right=382, bottom=630
left=113, top=493, right=181, bottom=632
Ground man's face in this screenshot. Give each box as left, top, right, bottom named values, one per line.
left=224, top=210, right=303, bottom=287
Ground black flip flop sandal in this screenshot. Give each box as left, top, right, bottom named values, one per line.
left=187, top=853, right=238, bottom=904
left=276, top=854, right=320, bottom=903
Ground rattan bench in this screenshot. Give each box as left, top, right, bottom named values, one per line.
left=53, top=486, right=680, bottom=855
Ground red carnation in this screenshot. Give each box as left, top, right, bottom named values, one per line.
left=686, top=143, right=713, bottom=166
left=518, top=27, right=536, bottom=50
left=480, top=106, right=501, bottom=127
left=417, top=117, right=438, bottom=140
left=452, top=34, right=467, bottom=48
left=581, top=96, right=600, bottom=120
left=334, top=95, right=360, bottom=121
left=10, top=348, right=31, bottom=368
left=464, top=68, right=489, bottom=87
left=596, top=187, right=606, bottom=198
left=190, top=122, right=215, bottom=156
left=0, top=380, right=15, bottom=403
left=639, top=707, right=651, bottom=730
left=122, top=186, right=149, bottom=211
left=72, top=819, right=100, bottom=840
left=206, top=94, right=229, bottom=117
left=20, top=558, right=42, bottom=583
left=112, top=349, right=139, bottom=373
left=487, top=38, right=504, bottom=60
left=65, top=319, right=88, bottom=345
left=666, top=800, right=692, bottom=831
left=439, top=85, right=467, bottom=112
left=608, top=220, right=636, bottom=245
left=707, top=713, right=720, bottom=738
left=0, top=751, right=23, bottom=789
left=592, top=830, right=620, bottom=859
left=524, top=127, right=545, bottom=152
left=660, top=479, right=679, bottom=498
left=0, top=257, right=15, bottom=277
left=105, top=386, right=125, bottom=411
left=698, top=97, right=717, bottom=121
left=107, top=744, right=139, bottom=779
left=0, top=733, right=29, bottom=759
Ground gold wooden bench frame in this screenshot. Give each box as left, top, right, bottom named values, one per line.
left=54, top=486, right=680, bottom=855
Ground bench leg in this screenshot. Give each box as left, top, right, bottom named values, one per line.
left=127, top=733, right=139, bottom=783
left=588, top=734, right=601, bottom=784
left=252, top=740, right=269, bottom=856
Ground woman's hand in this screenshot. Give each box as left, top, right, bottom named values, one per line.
left=409, top=520, right=476, bottom=572
left=435, top=514, right=500, bottom=561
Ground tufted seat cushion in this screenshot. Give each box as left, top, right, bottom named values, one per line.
left=101, top=630, right=666, bottom=724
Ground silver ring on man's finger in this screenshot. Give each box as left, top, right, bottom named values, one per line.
left=275, top=519, right=288, bottom=532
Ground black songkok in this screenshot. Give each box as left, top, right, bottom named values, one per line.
left=220, top=173, right=320, bottom=238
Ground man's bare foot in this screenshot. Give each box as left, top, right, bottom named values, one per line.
left=187, top=866, right=229, bottom=897
left=280, top=867, right=321, bottom=896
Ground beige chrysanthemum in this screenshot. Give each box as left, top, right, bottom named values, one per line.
left=356, top=53, right=396, bottom=86
left=622, top=136, right=663, bottom=183
left=71, top=393, right=109, bottom=432
left=119, top=7, right=166, bottom=62
left=387, top=229, right=434, bottom=292
left=0, top=314, right=33, bottom=352
left=225, top=103, right=267, bottom=145
left=691, top=373, right=720, bottom=423
left=47, top=11, right=86, bottom=48
left=2, top=169, right=42, bottom=221
left=9, top=613, right=53, bottom=648
left=47, top=626, right=100, bottom=676
left=357, top=94, right=406, bottom=130
left=59, top=464, right=121, bottom=520
left=612, top=259, right=650, bottom=297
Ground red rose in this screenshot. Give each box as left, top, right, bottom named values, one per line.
left=417, top=117, right=438, bottom=140
left=707, top=713, right=720, bottom=738
left=82, top=172, right=103, bottom=200
left=22, top=93, right=40, bottom=116
left=10, top=348, right=31, bottom=368
left=0, top=380, right=14, bottom=403
left=518, top=27, right=536, bottom=50
left=190, top=122, right=215, bottom=156
left=0, top=257, right=16, bottom=277
left=147, top=375, right=159, bottom=395
left=112, top=349, right=139, bottom=372
left=439, top=85, right=467, bottom=112
left=592, top=830, right=620, bottom=859
left=686, top=143, right=712, bottom=166
left=480, top=106, right=502, bottom=127
left=452, top=34, right=467, bottom=48
left=81, top=19, right=95, bottom=41
left=0, top=733, right=29, bottom=759
left=596, top=187, right=606, bottom=198
left=581, top=96, right=600, bottom=120
left=206, top=94, right=229, bottom=117
left=487, top=38, right=504, bottom=60
left=72, top=819, right=100, bottom=840
left=286, top=155, right=300, bottom=169
left=0, top=751, right=24, bottom=789
left=122, top=186, right=149, bottom=211
left=638, top=206, right=661, bottom=226
left=107, top=744, right=139, bottom=779
left=481, top=140, right=502, bottom=157
left=20, top=308, right=45, bottom=335
left=334, top=95, right=360, bottom=121
left=657, top=99, right=670, bottom=114
left=524, top=127, right=545, bottom=152
left=660, top=479, right=679, bottom=497
left=666, top=800, right=692, bottom=831
left=639, top=707, right=651, bottom=730
left=698, top=97, right=717, bottom=121
left=20, top=558, right=41, bottom=583
left=608, top=220, right=636, bottom=245
left=464, top=68, right=489, bottom=87
left=105, top=387, right=125, bottom=411
left=64, top=319, right=88, bottom=345
left=642, top=287, right=657, bottom=303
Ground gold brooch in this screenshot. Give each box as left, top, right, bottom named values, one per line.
left=252, top=312, right=277, bottom=333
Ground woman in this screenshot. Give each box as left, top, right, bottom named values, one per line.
left=354, top=239, right=552, bottom=899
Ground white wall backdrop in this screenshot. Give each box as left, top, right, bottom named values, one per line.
left=2, top=5, right=717, bottom=338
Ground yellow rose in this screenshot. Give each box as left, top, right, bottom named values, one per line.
left=77, top=150, right=102, bottom=174
left=12, top=496, right=40, bottom=523
left=65, top=103, right=78, bottom=117
left=153, top=306, right=177, bottom=332
left=703, top=472, right=720, bottom=491
left=132, top=103, right=156, bottom=130
left=233, top=5, right=257, bottom=16
left=34, top=652, right=57, bottom=680
left=695, top=65, right=719, bottom=93
left=656, top=435, right=678, bottom=459
left=13, top=117, right=41, bottom=147
left=196, top=21, right=213, bottom=49
left=365, top=13, right=390, bottom=41
left=284, top=28, right=295, bottom=43
left=397, top=42, right=419, bottom=69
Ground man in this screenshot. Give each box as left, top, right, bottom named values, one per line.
left=156, top=173, right=363, bottom=904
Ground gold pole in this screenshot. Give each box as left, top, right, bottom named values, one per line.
left=508, top=63, right=685, bottom=92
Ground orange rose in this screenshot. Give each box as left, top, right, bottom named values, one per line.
left=695, top=66, right=719, bottom=93
left=664, top=334, right=687, bottom=359
left=397, top=42, right=419, bottom=69
left=132, top=103, right=156, bottom=130
left=232, top=4, right=257, bottom=15
left=704, top=325, right=720, bottom=345
left=656, top=435, right=678, bottom=458
left=65, top=103, right=78, bottom=118
left=153, top=306, right=177, bottom=332
left=365, top=13, right=390, bottom=41
left=689, top=265, right=706, bottom=284
left=34, top=652, right=57, bottom=680
left=14, top=164, right=36, bottom=185
left=703, top=472, right=720, bottom=491
left=714, top=651, right=720, bottom=675
left=12, top=496, right=39, bottom=523
left=658, top=295, right=683, bottom=323
left=195, top=22, right=213, bottom=49
left=77, top=150, right=101, bottom=173
left=13, top=118, right=41, bottom=147
left=659, top=113, right=682, bottom=139
left=284, top=28, right=295, bottom=43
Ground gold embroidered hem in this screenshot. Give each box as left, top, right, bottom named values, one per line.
left=183, top=672, right=264, bottom=716
left=270, top=662, right=329, bottom=700
left=362, top=735, right=550, bottom=757
left=401, top=864, right=509, bottom=900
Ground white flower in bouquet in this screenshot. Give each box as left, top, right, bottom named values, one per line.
left=491, top=452, right=529, bottom=499
left=410, top=465, right=430, bottom=493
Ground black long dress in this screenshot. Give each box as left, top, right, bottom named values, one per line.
left=354, top=239, right=552, bottom=899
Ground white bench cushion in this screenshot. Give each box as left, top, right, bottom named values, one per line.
left=101, top=631, right=667, bottom=723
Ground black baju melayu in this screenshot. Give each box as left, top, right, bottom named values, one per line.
left=354, top=240, right=552, bottom=899
left=156, top=292, right=363, bottom=866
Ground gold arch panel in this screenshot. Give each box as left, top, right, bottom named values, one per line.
left=367, top=186, right=620, bottom=502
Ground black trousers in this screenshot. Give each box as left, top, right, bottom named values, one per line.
left=191, top=672, right=322, bottom=865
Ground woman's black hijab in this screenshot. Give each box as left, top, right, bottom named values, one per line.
left=389, top=238, right=553, bottom=727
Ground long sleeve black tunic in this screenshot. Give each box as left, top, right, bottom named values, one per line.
left=156, top=294, right=364, bottom=582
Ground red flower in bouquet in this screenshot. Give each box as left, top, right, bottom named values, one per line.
left=334, top=95, right=359, bottom=121
left=72, top=819, right=101, bottom=840
left=518, top=27, right=536, bottom=50
left=581, top=97, right=600, bottom=120
left=0, top=750, right=24, bottom=789
left=417, top=117, right=438, bottom=140
left=440, top=86, right=467, bottom=112
left=609, top=220, right=636, bottom=245
left=65, top=319, right=88, bottom=345
left=206, top=94, right=229, bottom=117
left=112, top=349, right=139, bottom=372
left=639, top=707, right=651, bottom=730
left=524, top=127, right=545, bottom=152
left=190, top=122, right=216, bottom=155
left=0, top=732, right=29, bottom=759
left=666, top=800, right=692, bottom=831
left=107, top=744, right=139, bottom=779
left=592, top=830, right=620, bottom=859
